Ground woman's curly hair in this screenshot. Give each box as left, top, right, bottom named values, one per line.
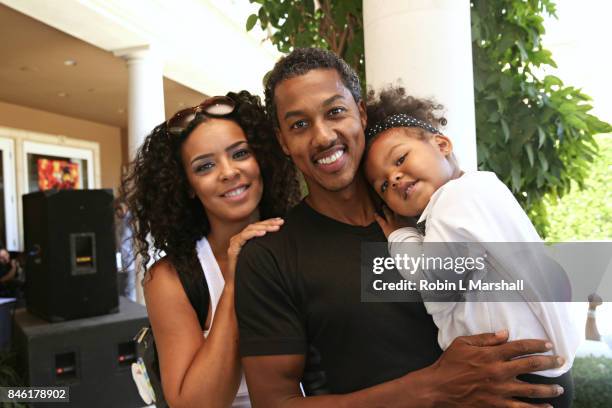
left=119, top=90, right=301, bottom=289
left=364, top=85, right=447, bottom=156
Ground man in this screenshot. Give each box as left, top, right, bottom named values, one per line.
left=0, top=248, right=19, bottom=297
left=235, top=48, right=564, bottom=407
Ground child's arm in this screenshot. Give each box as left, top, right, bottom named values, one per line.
left=375, top=206, right=422, bottom=262
left=374, top=206, right=419, bottom=239
left=375, top=206, right=425, bottom=282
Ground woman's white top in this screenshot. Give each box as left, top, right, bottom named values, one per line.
left=196, top=237, right=250, bottom=407
left=388, top=171, right=579, bottom=377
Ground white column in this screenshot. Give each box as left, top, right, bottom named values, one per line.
left=114, top=46, right=166, bottom=160
left=114, top=46, right=165, bottom=305
left=363, top=0, right=477, bottom=171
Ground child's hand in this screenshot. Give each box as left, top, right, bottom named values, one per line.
left=374, top=205, right=417, bottom=238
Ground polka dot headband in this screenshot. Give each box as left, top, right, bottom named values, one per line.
left=366, top=113, right=441, bottom=141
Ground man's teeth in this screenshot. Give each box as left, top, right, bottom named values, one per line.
left=224, top=186, right=247, bottom=197
left=317, top=150, right=344, bottom=165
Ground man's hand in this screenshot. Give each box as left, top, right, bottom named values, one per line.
left=416, top=330, right=565, bottom=408
left=374, top=206, right=417, bottom=238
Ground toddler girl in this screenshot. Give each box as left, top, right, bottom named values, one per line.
left=363, top=86, right=578, bottom=408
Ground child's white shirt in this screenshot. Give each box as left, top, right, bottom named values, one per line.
left=388, top=171, right=579, bottom=377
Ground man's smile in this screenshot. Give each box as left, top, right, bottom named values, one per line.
left=313, top=146, right=348, bottom=173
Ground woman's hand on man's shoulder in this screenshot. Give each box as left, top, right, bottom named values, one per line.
left=227, top=218, right=285, bottom=282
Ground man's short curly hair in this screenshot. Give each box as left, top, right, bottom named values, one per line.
left=119, top=90, right=301, bottom=293
left=264, top=47, right=362, bottom=128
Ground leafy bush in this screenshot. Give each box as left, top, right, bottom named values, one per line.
left=0, top=350, right=26, bottom=408
left=471, top=0, right=612, bottom=236
left=572, top=355, right=612, bottom=408
left=246, top=0, right=364, bottom=88
left=545, top=134, right=611, bottom=241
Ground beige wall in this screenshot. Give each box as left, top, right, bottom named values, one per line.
left=120, top=127, right=129, bottom=170
left=0, top=100, right=124, bottom=190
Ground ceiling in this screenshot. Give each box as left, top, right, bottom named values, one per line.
left=0, top=4, right=206, bottom=128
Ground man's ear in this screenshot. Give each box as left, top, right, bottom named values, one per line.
left=275, top=128, right=290, bottom=156
left=358, top=100, right=368, bottom=130
left=434, top=134, right=453, bottom=157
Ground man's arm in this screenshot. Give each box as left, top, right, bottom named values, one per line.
left=243, top=330, right=565, bottom=408
left=236, top=238, right=564, bottom=407
left=585, top=293, right=602, bottom=341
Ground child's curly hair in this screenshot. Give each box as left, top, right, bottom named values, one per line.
left=365, top=85, right=448, bottom=156
left=119, top=90, right=301, bottom=292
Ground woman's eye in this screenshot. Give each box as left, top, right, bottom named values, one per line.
left=395, top=153, right=407, bottom=166
left=381, top=180, right=388, bottom=194
left=290, top=119, right=308, bottom=130
left=328, top=106, right=346, bottom=116
left=195, top=162, right=214, bottom=172
left=233, top=149, right=251, bottom=160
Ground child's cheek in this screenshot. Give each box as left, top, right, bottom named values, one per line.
left=387, top=197, right=409, bottom=217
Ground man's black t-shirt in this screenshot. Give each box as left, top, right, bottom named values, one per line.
left=235, top=201, right=442, bottom=394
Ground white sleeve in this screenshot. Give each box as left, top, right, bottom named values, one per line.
left=388, top=227, right=462, bottom=296
left=388, top=227, right=422, bottom=246
left=387, top=227, right=422, bottom=281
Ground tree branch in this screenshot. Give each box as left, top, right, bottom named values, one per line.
left=337, top=23, right=349, bottom=57
left=319, top=0, right=338, bottom=52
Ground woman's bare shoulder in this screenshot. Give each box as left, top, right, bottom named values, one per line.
left=148, top=256, right=190, bottom=283
left=143, top=257, right=185, bottom=302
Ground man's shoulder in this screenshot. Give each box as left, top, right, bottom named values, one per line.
left=240, top=202, right=310, bottom=258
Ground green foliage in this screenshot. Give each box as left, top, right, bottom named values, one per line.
left=245, top=0, right=612, bottom=236
left=545, top=134, right=611, bottom=241
left=0, top=351, right=20, bottom=387
left=245, top=0, right=365, bottom=88
left=471, top=0, right=612, bottom=236
left=572, top=355, right=612, bottom=408
left=0, top=350, right=27, bottom=408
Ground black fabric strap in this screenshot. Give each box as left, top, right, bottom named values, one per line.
left=176, top=255, right=210, bottom=329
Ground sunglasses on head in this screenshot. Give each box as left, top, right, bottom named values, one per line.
left=166, top=96, right=236, bottom=136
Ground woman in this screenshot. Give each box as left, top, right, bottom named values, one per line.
left=120, top=91, right=301, bottom=407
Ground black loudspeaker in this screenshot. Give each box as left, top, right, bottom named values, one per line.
left=22, top=189, right=119, bottom=322
left=13, top=297, right=148, bottom=408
